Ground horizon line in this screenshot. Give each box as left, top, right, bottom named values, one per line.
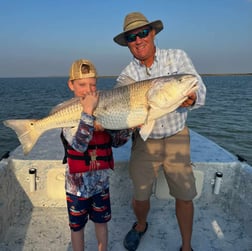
left=1, top=73, right=252, bottom=78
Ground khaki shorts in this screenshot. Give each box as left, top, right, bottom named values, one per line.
left=129, top=126, right=197, bottom=201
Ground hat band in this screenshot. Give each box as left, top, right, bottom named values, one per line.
left=124, top=20, right=149, bottom=32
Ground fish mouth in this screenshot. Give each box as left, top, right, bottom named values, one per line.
left=182, top=78, right=199, bottom=96
left=191, top=79, right=198, bottom=88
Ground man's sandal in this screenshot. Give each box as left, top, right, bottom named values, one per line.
left=123, top=222, right=148, bottom=251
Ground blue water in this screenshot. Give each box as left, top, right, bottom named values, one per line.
left=0, top=76, right=252, bottom=165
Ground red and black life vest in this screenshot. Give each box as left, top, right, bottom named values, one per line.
left=61, top=131, right=114, bottom=174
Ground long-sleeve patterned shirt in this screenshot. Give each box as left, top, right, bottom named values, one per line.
left=63, top=112, right=131, bottom=198
left=116, top=48, right=207, bottom=138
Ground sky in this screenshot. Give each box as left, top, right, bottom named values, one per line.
left=0, top=0, right=251, bottom=77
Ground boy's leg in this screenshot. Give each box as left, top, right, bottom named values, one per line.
left=66, top=193, right=89, bottom=251
left=71, top=229, right=84, bottom=251
left=91, top=189, right=111, bottom=251
left=95, top=223, right=108, bottom=251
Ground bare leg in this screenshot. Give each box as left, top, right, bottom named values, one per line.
left=132, top=198, right=150, bottom=231
left=71, top=228, right=84, bottom=251
left=176, top=199, right=194, bottom=251
left=95, top=223, right=108, bottom=251
left=123, top=198, right=150, bottom=250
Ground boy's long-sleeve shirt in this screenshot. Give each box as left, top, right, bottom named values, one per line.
left=63, top=112, right=131, bottom=198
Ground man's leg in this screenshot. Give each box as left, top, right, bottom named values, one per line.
left=176, top=199, right=194, bottom=251
left=123, top=198, right=150, bottom=250
left=163, top=127, right=195, bottom=251
left=124, top=132, right=161, bottom=250
left=132, top=198, right=150, bottom=232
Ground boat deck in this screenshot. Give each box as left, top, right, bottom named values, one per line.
left=0, top=130, right=251, bottom=251
left=1, top=165, right=252, bottom=251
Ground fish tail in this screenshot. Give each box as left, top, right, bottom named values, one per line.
left=3, top=119, right=42, bottom=155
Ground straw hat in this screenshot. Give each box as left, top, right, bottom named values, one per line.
left=113, top=12, right=163, bottom=46
left=69, top=59, right=97, bottom=80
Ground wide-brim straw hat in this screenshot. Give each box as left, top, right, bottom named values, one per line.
left=113, top=12, right=163, bottom=46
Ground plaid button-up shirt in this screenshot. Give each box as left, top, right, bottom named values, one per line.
left=116, top=48, right=206, bottom=139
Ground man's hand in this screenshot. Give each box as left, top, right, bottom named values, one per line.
left=181, top=92, right=196, bottom=107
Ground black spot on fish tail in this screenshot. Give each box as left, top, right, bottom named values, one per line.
left=236, top=154, right=247, bottom=162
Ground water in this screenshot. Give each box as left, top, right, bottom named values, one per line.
left=0, top=76, right=251, bottom=165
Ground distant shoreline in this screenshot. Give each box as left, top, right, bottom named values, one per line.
left=100, top=73, right=252, bottom=78
left=199, top=73, right=252, bottom=76
left=88, top=73, right=252, bottom=78
left=1, top=73, right=252, bottom=78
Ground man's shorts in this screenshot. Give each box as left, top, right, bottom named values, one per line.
left=129, top=127, right=197, bottom=201
left=66, top=188, right=111, bottom=232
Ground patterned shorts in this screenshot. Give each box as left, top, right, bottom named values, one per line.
left=66, top=188, right=111, bottom=231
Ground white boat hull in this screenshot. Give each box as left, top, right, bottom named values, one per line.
left=0, top=129, right=251, bottom=250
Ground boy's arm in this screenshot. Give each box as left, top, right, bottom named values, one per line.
left=69, top=92, right=99, bottom=151
left=107, top=129, right=133, bottom=148
left=63, top=112, right=95, bottom=152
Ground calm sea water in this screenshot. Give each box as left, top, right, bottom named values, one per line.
left=0, top=76, right=251, bottom=165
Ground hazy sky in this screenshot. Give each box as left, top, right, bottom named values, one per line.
left=0, top=0, right=251, bottom=77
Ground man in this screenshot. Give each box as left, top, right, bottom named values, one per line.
left=113, top=12, right=206, bottom=251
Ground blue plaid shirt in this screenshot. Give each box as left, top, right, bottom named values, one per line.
left=116, top=48, right=206, bottom=138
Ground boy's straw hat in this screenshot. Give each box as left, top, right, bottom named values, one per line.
left=69, top=59, right=97, bottom=80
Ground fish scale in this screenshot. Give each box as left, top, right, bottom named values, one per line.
left=94, top=80, right=151, bottom=129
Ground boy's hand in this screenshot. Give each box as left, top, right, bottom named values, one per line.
left=94, top=121, right=104, bottom=131
left=80, top=92, right=99, bottom=115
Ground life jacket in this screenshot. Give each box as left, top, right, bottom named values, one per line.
left=61, top=130, right=114, bottom=174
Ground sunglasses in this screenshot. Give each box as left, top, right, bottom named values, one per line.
left=125, top=28, right=151, bottom=43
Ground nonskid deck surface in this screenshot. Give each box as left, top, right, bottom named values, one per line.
left=1, top=129, right=251, bottom=250
left=1, top=166, right=251, bottom=251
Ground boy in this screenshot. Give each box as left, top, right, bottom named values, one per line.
left=61, top=59, right=131, bottom=251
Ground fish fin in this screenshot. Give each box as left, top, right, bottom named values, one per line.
left=153, top=97, right=184, bottom=111
left=147, top=97, right=188, bottom=121
left=139, top=120, right=155, bottom=141
left=3, top=119, right=42, bottom=155
left=116, top=75, right=136, bottom=87
left=49, top=97, right=79, bottom=115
